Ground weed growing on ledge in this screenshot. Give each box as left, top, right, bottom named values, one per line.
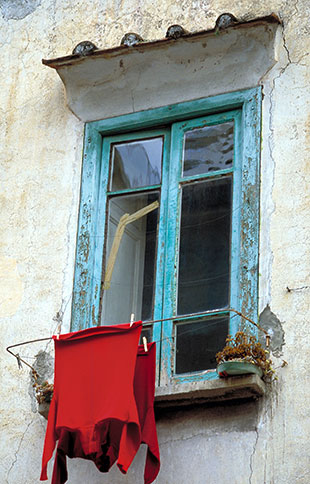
left=216, top=331, right=275, bottom=380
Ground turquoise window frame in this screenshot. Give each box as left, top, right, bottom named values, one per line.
left=72, top=87, right=261, bottom=385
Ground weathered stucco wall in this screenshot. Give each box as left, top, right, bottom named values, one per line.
left=1, top=1, right=310, bottom=483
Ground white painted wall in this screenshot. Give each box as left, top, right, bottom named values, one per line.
left=1, top=1, right=310, bottom=483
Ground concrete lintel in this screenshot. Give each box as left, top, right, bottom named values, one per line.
left=155, top=374, right=266, bottom=407
left=42, top=17, right=280, bottom=122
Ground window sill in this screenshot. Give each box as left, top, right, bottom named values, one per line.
left=155, top=374, right=265, bottom=407
left=38, top=375, right=265, bottom=418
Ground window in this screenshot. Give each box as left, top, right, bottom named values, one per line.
left=72, top=88, right=261, bottom=386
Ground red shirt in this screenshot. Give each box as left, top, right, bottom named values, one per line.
left=41, top=322, right=142, bottom=483
left=134, top=342, right=160, bottom=484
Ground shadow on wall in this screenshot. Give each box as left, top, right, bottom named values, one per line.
left=155, top=397, right=259, bottom=433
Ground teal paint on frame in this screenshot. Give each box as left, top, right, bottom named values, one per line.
left=162, top=108, right=243, bottom=384
left=71, top=88, right=261, bottom=385
left=108, top=185, right=161, bottom=197
left=71, top=124, right=103, bottom=331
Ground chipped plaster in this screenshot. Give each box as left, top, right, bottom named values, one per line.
left=259, top=305, right=285, bottom=356
left=0, top=0, right=41, bottom=21
left=28, top=351, right=54, bottom=413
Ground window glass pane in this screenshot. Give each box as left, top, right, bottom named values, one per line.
left=175, top=316, right=229, bottom=374
left=183, top=121, right=234, bottom=176
left=111, top=137, right=163, bottom=190
left=177, top=177, right=232, bottom=315
left=101, top=191, right=159, bottom=324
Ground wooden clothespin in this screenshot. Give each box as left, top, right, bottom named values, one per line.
left=142, top=336, right=148, bottom=352
left=130, top=313, right=134, bottom=327
left=265, top=329, right=272, bottom=349
left=56, top=323, right=61, bottom=340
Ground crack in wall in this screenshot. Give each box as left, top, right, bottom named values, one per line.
left=265, top=22, right=291, bottom=227
left=249, top=426, right=259, bottom=484
left=159, top=424, right=257, bottom=447
left=44, top=125, right=82, bottom=340
left=248, top=395, right=270, bottom=484
left=6, top=419, right=33, bottom=484
left=159, top=430, right=209, bottom=446
left=281, top=25, right=292, bottom=65
left=268, top=21, right=292, bottom=153
left=293, top=0, right=299, bottom=17
left=131, top=89, right=135, bottom=112
left=260, top=21, right=291, bottom=309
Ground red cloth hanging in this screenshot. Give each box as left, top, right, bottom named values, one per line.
left=40, top=322, right=142, bottom=483
left=134, top=342, right=160, bottom=484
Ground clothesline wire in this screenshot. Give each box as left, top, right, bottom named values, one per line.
left=18, top=314, right=239, bottom=360
left=6, top=307, right=267, bottom=379
left=151, top=312, right=239, bottom=345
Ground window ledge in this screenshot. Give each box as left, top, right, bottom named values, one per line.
left=38, top=375, right=265, bottom=418
left=155, top=374, right=265, bottom=407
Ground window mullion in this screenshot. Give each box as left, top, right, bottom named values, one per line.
left=229, top=111, right=242, bottom=335
left=160, top=123, right=183, bottom=385
left=238, top=94, right=261, bottom=330
left=162, top=111, right=240, bottom=382
left=151, top=130, right=171, bottom=385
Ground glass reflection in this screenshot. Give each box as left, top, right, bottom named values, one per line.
left=177, top=177, right=232, bottom=315
left=111, top=137, right=163, bottom=190
left=101, top=192, right=159, bottom=325
left=175, top=316, right=229, bottom=373
left=183, top=121, right=234, bottom=176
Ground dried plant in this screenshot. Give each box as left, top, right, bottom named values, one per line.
left=32, top=370, right=54, bottom=404
left=216, top=331, right=274, bottom=379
